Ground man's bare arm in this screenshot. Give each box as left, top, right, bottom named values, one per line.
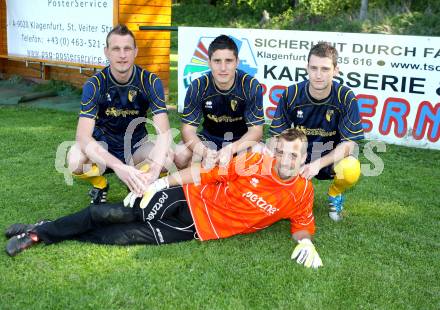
left=76, top=117, right=123, bottom=170
left=147, top=113, right=171, bottom=176
left=75, top=117, right=147, bottom=194
left=181, top=123, right=211, bottom=158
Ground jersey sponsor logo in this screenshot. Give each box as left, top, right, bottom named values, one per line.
left=242, top=191, right=279, bottom=215
left=295, top=125, right=336, bottom=137
left=326, top=109, right=334, bottom=122
left=128, top=89, right=137, bottom=102
left=105, top=107, right=140, bottom=117
left=297, top=110, right=304, bottom=118
left=146, top=191, right=169, bottom=221
left=205, top=101, right=213, bottom=109
left=206, top=114, right=243, bottom=123
left=250, top=177, right=259, bottom=187
left=230, top=99, right=238, bottom=111
left=182, top=36, right=258, bottom=89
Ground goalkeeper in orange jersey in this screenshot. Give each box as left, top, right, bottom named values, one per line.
left=5, top=128, right=322, bottom=268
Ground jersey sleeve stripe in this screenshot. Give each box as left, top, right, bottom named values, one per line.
left=254, top=85, right=263, bottom=112
left=344, top=89, right=353, bottom=105
left=248, top=108, right=264, bottom=121
left=150, top=75, right=166, bottom=104
left=270, top=121, right=287, bottom=129
left=196, top=78, right=201, bottom=100
left=81, top=81, right=97, bottom=106
left=93, top=74, right=101, bottom=89
left=181, top=103, right=198, bottom=118
left=242, top=74, right=249, bottom=100
left=203, top=75, right=209, bottom=92
left=246, top=120, right=264, bottom=126
left=81, top=105, right=96, bottom=114
left=271, top=114, right=285, bottom=121
left=141, top=69, right=148, bottom=95
left=337, top=85, right=343, bottom=104
left=181, top=117, right=200, bottom=126
left=287, top=84, right=298, bottom=108
left=340, top=131, right=364, bottom=141
left=346, top=93, right=354, bottom=110
left=151, top=108, right=168, bottom=115
left=79, top=112, right=97, bottom=119
left=182, top=79, right=203, bottom=121
left=181, top=83, right=198, bottom=117
left=342, top=122, right=364, bottom=134
left=151, top=103, right=167, bottom=111
left=346, top=98, right=362, bottom=126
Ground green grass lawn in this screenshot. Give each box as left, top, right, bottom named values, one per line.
left=0, top=105, right=439, bottom=309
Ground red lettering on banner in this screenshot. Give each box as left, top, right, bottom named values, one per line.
left=379, top=97, right=410, bottom=138
left=269, top=85, right=287, bottom=105
left=413, top=101, right=440, bottom=142
left=357, top=94, right=378, bottom=133
left=260, top=83, right=267, bottom=97
left=265, top=107, right=276, bottom=119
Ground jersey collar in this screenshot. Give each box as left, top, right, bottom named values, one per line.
left=211, top=70, right=237, bottom=95
left=108, top=65, right=136, bottom=87
left=305, top=80, right=333, bottom=105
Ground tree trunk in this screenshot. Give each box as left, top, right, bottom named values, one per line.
left=359, top=0, right=368, bottom=20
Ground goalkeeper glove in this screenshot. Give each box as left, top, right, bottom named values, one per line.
left=291, top=238, right=323, bottom=269
left=123, top=177, right=170, bottom=209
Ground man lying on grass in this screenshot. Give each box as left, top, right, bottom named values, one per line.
left=5, top=128, right=322, bottom=268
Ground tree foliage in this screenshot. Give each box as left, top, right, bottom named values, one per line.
left=172, top=0, right=440, bottom=37
left=176, top=0, right=438, bottom=15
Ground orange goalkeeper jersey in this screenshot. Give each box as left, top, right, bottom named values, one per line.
left=183, top=151, right=315, bottom=241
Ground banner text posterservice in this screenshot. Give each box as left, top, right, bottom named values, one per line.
left=7, top=0, right=113, bottom=66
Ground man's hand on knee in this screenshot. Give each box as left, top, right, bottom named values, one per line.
left=114, top=164, right=149, bottom=195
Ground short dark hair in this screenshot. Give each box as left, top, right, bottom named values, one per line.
left=106, top=24, right=136, bottom=48
left=308, top=41, right=338, bottom=67
left=208, top=35, right=238, bottom=59
left=277, top=128, right=308, bottom=154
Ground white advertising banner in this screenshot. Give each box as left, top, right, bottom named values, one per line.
left=6, top=0, right=113, bottom=66
left=178, top=26, right=440, bottom=150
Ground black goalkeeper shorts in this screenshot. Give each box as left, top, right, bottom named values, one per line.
left=35, top=186, right=197, bottom=246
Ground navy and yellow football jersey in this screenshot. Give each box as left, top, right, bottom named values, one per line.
left=270, top=80, right=364, bottom=163
left=79, top=65, right=167, bottom=152
left=181, top=69, right=264, bottom=141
